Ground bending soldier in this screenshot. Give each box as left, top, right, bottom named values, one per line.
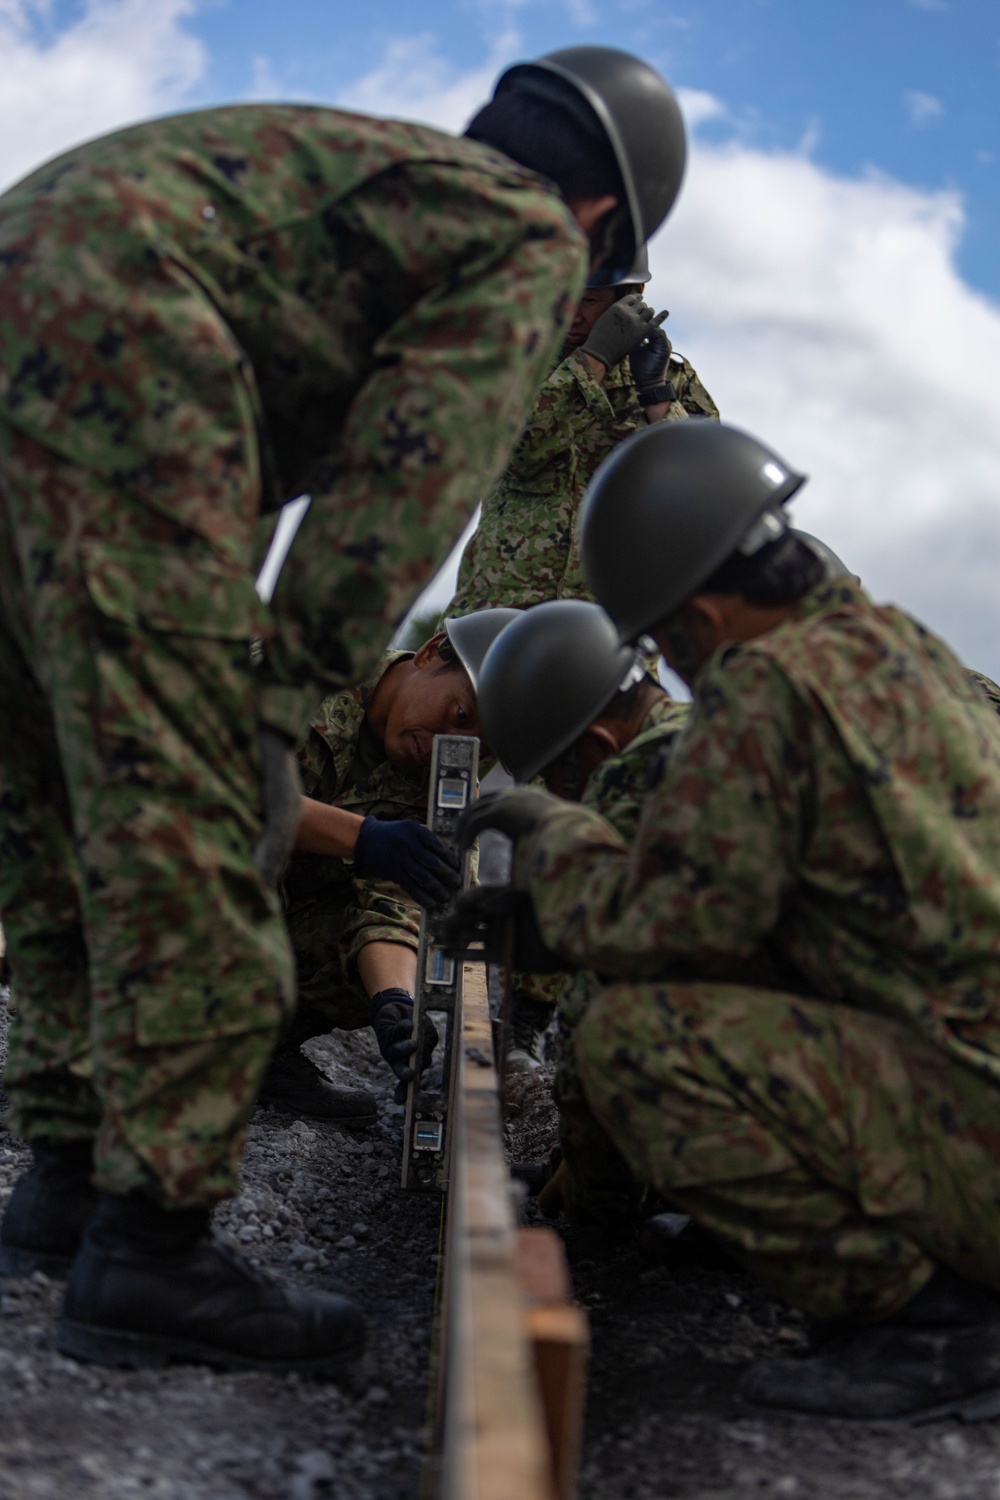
left=462, top=420, right=1000, bottom=1420
left=0, top=49, right=687, bottom=1372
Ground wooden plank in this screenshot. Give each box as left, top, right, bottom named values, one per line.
left=441, top=963, right=556, bottom=1500
left=517, top=1230, right=590, bottom=1500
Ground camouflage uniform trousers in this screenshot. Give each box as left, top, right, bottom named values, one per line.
left=0, top=423, right=294, bottom=1206
left=575, top=978, right=1000, bottom=1320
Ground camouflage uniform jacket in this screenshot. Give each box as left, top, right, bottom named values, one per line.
left=0, top=105, right=587, bottom=735
left=449, top=346, right=719, bottom=613
left=517, top=578, right=1000, bottom=1084
left=556, top=691, right=690, bottom=1029
left=281, top=650, right=426, bottom=980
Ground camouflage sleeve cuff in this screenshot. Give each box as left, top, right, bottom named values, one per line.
left=513, top=802, right=629, bottom=953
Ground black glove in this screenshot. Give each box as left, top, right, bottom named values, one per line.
left=439, top=887, right=569, bottom=974
left=581, top=294, right=668, bottom=370
left=370, top=988, right=439, bottom=1098
left=628, top=323, right=677, bottom=408
left=254, top=727, right=302, bottom=888
left=353, top=816, right=460, bottom=909
left=459, top=788, right=561, bottom=852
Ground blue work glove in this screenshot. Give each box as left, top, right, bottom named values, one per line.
left=370, top=988, right=439, bottom=1100
left=353, top=816, right=460, bottom=909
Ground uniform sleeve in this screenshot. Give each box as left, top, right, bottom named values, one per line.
left=514, top=651, right=813, bottom=978
left=670, top=353, right=720, bottom=421
left=339, top=877, right=422, bottom=970
left=265, top=162, right=588, bottom=699
left=502, top=351, right=630, bottom=481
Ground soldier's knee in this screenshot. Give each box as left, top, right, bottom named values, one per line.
left=573, top=981, right=644, bottom=1085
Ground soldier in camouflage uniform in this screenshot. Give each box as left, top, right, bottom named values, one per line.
left=0, top=48, right=688, bottom=1371
left=461, top=422, right=1000, bottom=1420
left=266, top=611, right=516, bottom=1124
left=475, top=599, right=689, bottom=1228
left=448, top=260, right=716, bottom=1065
left=448, top=275, right=718, bottom=617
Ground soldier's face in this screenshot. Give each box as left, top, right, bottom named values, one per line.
left=382, top=652, right=484, bottom=770
left=564, top=288, right=618, bottom=348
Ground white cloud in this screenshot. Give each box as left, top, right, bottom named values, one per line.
left=904, top=89, right=944, bottom=127
left=0, top=0, right=204, bottom=193
left=375, top=46, right=1000, bottom=678
left=650, top=128, right=1000, bottom=677
left=338, top=28, right=521, bottom=134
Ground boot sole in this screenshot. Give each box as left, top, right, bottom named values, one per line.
left=0, top=1243, right=74, bottom=1279
left=56, top=1315, right=367, bottom=1378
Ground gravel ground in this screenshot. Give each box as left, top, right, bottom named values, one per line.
left=0, top=991, right=439, bottom=1500
left=7, top=966, right=1000, bottom=1500
left=505, top=1063, right=1000, bottom=1500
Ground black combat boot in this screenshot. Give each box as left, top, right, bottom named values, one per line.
left=504, top=992, right=553, bottom=1075
left=741, top=1269, right=1000, bottom=1420
left=58, top=1192, right=367, bottom=1376
left=0, top=1139, right=98, bottom=1277
left=258, top=1005, right=377, bottom=1127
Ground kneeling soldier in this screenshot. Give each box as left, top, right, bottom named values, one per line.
left=462, top=421, right=1000, bottom=1420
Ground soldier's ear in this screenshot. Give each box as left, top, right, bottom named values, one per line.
left=412, top=633, right=447, bottom=669
left=582, top=722, right=621, bottom=757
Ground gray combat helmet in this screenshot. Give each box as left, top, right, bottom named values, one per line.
left=476, top=601, right=638, bottom=782
left=443, top=608, right=522, bottom=691
left=791, top=530, right=853, bottom=582
left=495, top=47, right=686, bottom=284
left=588, top=240, right=649, bottom=290
left=581, top=422, right=808, bottom=642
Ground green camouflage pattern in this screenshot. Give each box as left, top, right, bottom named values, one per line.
left=969, top=667, right=1000, bottom=717
left=0, top=104, right=586, bottom=1204
left=576, top=979, right=1000, bottom=1318
left=550, top=692, right=691, bottom=1228
left=514, top=578, right=1000, bottom=1312
left=448, top=347, right=718, bottom=615
left=0, top=424, right=295, bottom=1204
left=282, top=651, right=426, bottom=1032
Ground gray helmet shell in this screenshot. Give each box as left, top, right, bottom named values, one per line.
left=581, top=422, right=807, bottom=642
left=476, top=600, right=637, bottom=782
left=790, top=530, right=853, bottom=582
left=496, top=46, right=685, bottom=283
left=443, top=608, right=522, bottom=691
left=588, top=240, right=649, bottom=290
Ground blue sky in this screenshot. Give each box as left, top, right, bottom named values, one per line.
left=2, top=0, right=1000, bottom=673
left=141, top=0, right=1000, bottom=303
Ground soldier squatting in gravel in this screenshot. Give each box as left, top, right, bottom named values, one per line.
left=265, top=611, right=516, bottom=1126
left=0, top=48, right=688, bottom=1373
left=459, top=420, right=1000, bottom=1421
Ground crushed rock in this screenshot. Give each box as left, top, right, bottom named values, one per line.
left=0, top=995, right=437, bottom=1500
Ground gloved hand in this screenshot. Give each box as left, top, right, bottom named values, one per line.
left=370, top=988, right=439, bottom=1100
left=629, top=323, right=677, bottom=408
left=353, top=816, right=460, bottom=909
left=254, top=727, right=302, bottom=888
left=439, top=887, right=569, bottom=973
left=581, top=294, right=668, bottom=370
left=459, top=787, right=560, bottom=851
